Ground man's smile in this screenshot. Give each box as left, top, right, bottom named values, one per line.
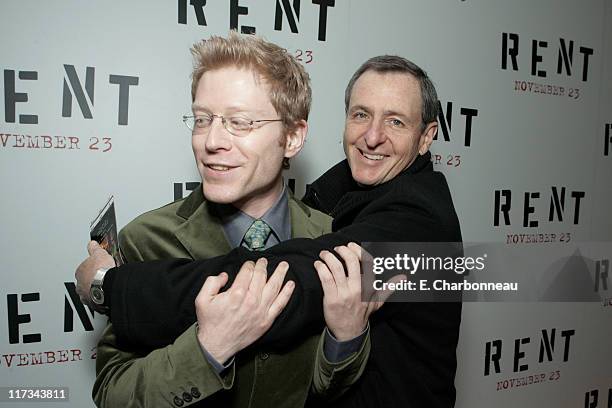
left=357, top=148, right=387, bottom=161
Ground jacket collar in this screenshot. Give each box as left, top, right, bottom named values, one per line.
left=307, top=152, right=433, bottom=229
left=308, top=152, right=432, bottom=212
left=288, top=190, right=329, bottom=239
left=172, top=184, right=325, bottom=259
left=174, top=185, right=231, bottom=259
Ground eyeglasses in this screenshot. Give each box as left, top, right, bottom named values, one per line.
left=182, top=114, right=283, bottom=137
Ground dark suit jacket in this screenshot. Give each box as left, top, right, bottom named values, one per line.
left=107, top=152, right=463, bottom=407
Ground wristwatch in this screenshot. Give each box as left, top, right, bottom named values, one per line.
left=90, top=267, right=110, bottom=314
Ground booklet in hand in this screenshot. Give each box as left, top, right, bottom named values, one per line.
left=89, top=196, right=123, bottom=266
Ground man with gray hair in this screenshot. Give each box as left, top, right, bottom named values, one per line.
left=78, top=53, right=462, bottom=407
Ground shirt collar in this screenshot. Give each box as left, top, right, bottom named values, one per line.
left=213, top=182, right=291, bottom=248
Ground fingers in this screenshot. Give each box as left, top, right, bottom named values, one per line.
left=261, top=261, right=288, bottom=305
left=87, top=240, right=100, bottom=255
left=248, top=258, right=268, bottom=303
left=199, top=272, right=229, bottom=299
left=368, top=273, right=407, bottom=313
left=75, top=259, right=85, bottom=280
left=87, top=240, right=116, bottom=269
left=333, top=245, right=362, bottom=293
left=75, top=259, right=91, bottom=305
left=346, top=242, right=363, bottom=261
left=359, top=244, right=378, bottom=292
left=314, top=259, right=337, bottom=298
left=230, top=260, right=255, bottom=296
left=267, top=279, right=295, bottom=319
left=319, top=250, right=348, bottom=292
left=76, top=241, right=115, bottom=306
left=377, top=273, right=406, bottom=303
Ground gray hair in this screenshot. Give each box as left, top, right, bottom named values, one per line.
left=344, top=55, right=439, bottom=132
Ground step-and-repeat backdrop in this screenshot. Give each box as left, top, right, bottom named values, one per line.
left=1, top=1, right=611, bottom=407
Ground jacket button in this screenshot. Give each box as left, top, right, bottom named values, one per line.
left=191, top=387, right=201, bottom=399
left=260, top=352, right=269, bottom=360
left=173, top=396, right=184, bottom=407
left=182, top=392, right=192, bottom=403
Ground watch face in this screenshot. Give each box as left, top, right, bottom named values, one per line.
left=91, top=287, right=105, bottom=305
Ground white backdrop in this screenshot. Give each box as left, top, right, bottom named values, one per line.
left=1, top=1, right=611, bottom=407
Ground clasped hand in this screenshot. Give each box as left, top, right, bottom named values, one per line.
left=75, top=241, right=116, bottom=307
left=195, top=258, right=294, bottom=364
left=315, top=242, right=403, bottom=341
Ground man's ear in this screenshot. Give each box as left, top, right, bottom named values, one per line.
left=418, top=121, right=437, bottom=155
left=284, top=120, right=308, bottom=159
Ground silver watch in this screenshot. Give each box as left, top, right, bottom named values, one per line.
left=90, top=267, right=110, bottom=314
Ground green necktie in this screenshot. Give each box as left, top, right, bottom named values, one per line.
left=242, top=219, right=272, bottom=251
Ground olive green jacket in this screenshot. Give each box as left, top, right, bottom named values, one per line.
left=93, top=188, right=370, bottom=407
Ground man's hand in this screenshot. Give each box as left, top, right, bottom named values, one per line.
left=75, top=241, right=116, bottom=306
left=195, top=258, right=295, bottom=364
left=315, top=242, right=404, bottom=341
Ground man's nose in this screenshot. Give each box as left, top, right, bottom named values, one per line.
left=204, top=117, right=233, bottom=151
left=363, top=119, right=386, bottom=147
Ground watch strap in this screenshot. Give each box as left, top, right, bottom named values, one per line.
left=90, top=267, right=110, bottom=314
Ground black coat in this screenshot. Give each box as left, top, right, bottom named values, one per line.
left=108, top=152, right=463, bottom=407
